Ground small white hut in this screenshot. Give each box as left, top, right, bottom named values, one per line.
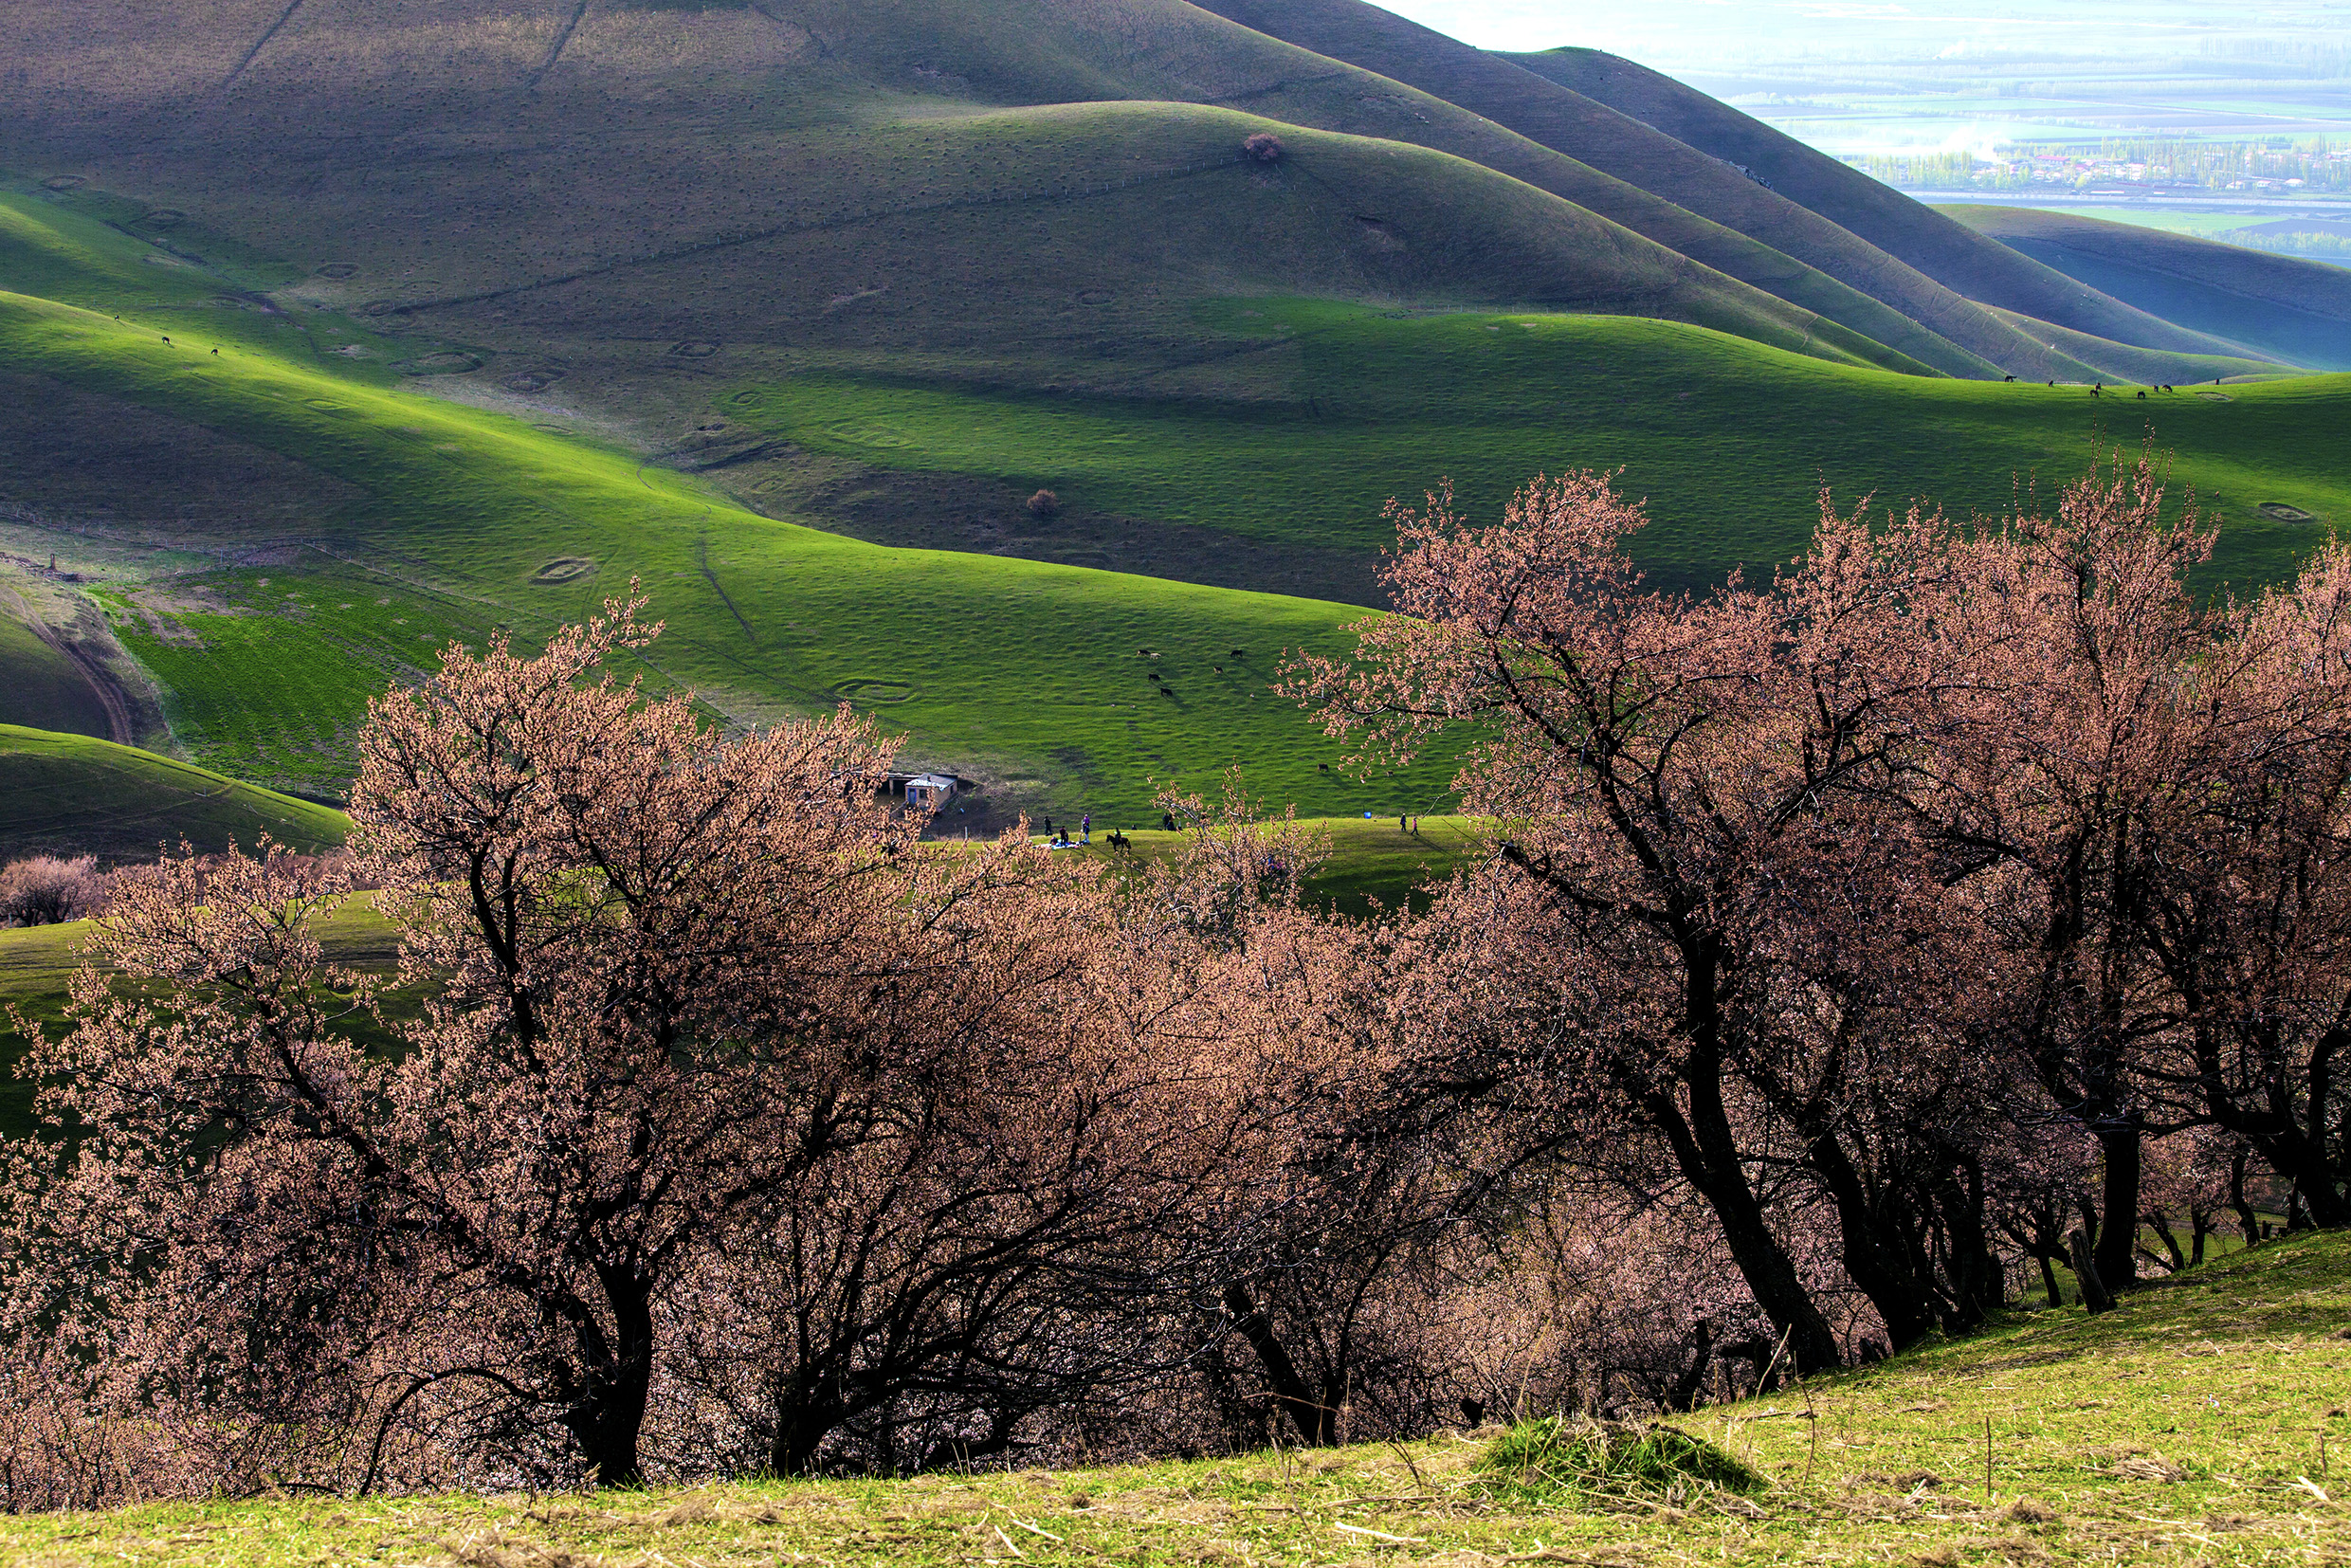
left=904, top=773, right=959, bottom=810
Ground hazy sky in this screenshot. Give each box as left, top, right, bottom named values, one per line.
left=1373, top=1, right=2351, bottom=64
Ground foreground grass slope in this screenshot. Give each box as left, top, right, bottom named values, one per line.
left=0, top=1230, right=2339, bottom=1566
left=0, top=724, right=348, bottom=865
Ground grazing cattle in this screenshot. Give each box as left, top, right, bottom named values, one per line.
left=2137, top=390, right=2147, bottom=399
left=2004, top=374, right=2016, bottom=383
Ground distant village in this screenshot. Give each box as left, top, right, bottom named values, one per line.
left=1850, top=136, right=2351, bottom=199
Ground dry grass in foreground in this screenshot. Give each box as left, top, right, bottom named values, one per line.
left=4, top=1231, right=2346, bottom=1568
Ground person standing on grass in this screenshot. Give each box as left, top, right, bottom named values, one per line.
left=1081, top=812, right=1090, bottom=844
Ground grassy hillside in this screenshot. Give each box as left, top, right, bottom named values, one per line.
left=0, top=188, right=1478, bottom=816
left=731, top=298, right=2342, bottom=596
left=0, top=609, right=113, bottom=739
left=0, top=0, right=2270, bottom=446
left=1507, top=47, right=2284, bottom=371
left=1193, top=0, right=2257, bottom=385
left=1945, top=206, right=2351, bottom=374
left=0, top=185, right=2337, bottom=814
left=0, top=0, right=1937, bottom=415
left=0, top=724, right=348, bottom=865
left=0, top=1227, right=2338, bottom=1564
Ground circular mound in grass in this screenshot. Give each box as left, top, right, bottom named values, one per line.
left=530, top=557, right=596, bottom=586
left=140, top=209, right=187, bottom=228
left=304, top=398, right=346, bottom=411
left=828, top=422, right=916, bottom=449
left=314, top=263, right=359, bottom=280
left=2196, top=390, right=2233, bottom=402
left=831, top=679, right=914, bottom=704
left=393, top=351, right=484, bottom=376
left=532, top=423, right=569, bottom=433
left=2259, top=501, right=2320, bottom=524
left=40, top=175, right=85, bottom=191
left=669, top=341, right=720, bottom=358
left=505, top=369, right=565, bottom=392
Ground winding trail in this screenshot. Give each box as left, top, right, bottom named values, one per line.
left=221, top=0, right=307, bottom=93
left=522, top=0, right=593, bottom=95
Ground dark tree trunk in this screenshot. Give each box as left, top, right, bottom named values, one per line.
left=2230, top=1146, right=2262, bottom=1245
left=569, top=1268, right=657, bottom=1487
left=2037, top=1253, right=2065, bottom=1308
left=1649, top=1081, right=1843, bottom=1375
left=2092, top=1116, right=2141, bottom=1290
left=1223, top=1282, right=1337, bottom=1445
left=1936, top=1161, right=2002, bottom=1331
left=1663, top=1321, right=1714, bottom=1413
left=1801, top=1131, right=1942, bottom=1350
left=2147, top=1213, right=2186, bottom=1272
left=2067, top=1227, right=2115, bottom=1314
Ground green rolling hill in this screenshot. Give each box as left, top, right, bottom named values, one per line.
left=1942, top=207, right=2351, bottom=374
left=0, top=0, right=2342, bottom=822
left=0, top=724, right=348, bottom=866
left=1194, top=0, right=2253, bottom=381
left=1503, top=45, right=2290, bottom=370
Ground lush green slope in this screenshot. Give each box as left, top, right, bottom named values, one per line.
left=0, top=1229, right=2339, bottom=1564
left=732, top=298, right=2345, bottom=596
left=1945, top=206, right=2351, bottom=374
left=0, top=724, right=348, bottom=865
left=0, top=182, right=2336, bottom=819
left=0, top=0, right=1927, bottom=407
left=1507, top=46, right=2285, bottom=371
left=0, top=0, right=2269, bottom=438
left=0, top=234, right=1454, bottom=817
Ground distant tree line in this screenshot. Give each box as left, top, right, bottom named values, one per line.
left=0, top=455, right=2342, bottom=1505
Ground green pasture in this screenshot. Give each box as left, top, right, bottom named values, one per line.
left=0, top=724, right=348, bottom=865
left=0, top=192, right=1451, bottom=819
left=1040, top=812, right=1484, bottom=918
left=0, top=1230, right=2339, bottom=1565
left=2, top=186, right=2347, bottom=820
left=744, top=296, right=2350, bottom=593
